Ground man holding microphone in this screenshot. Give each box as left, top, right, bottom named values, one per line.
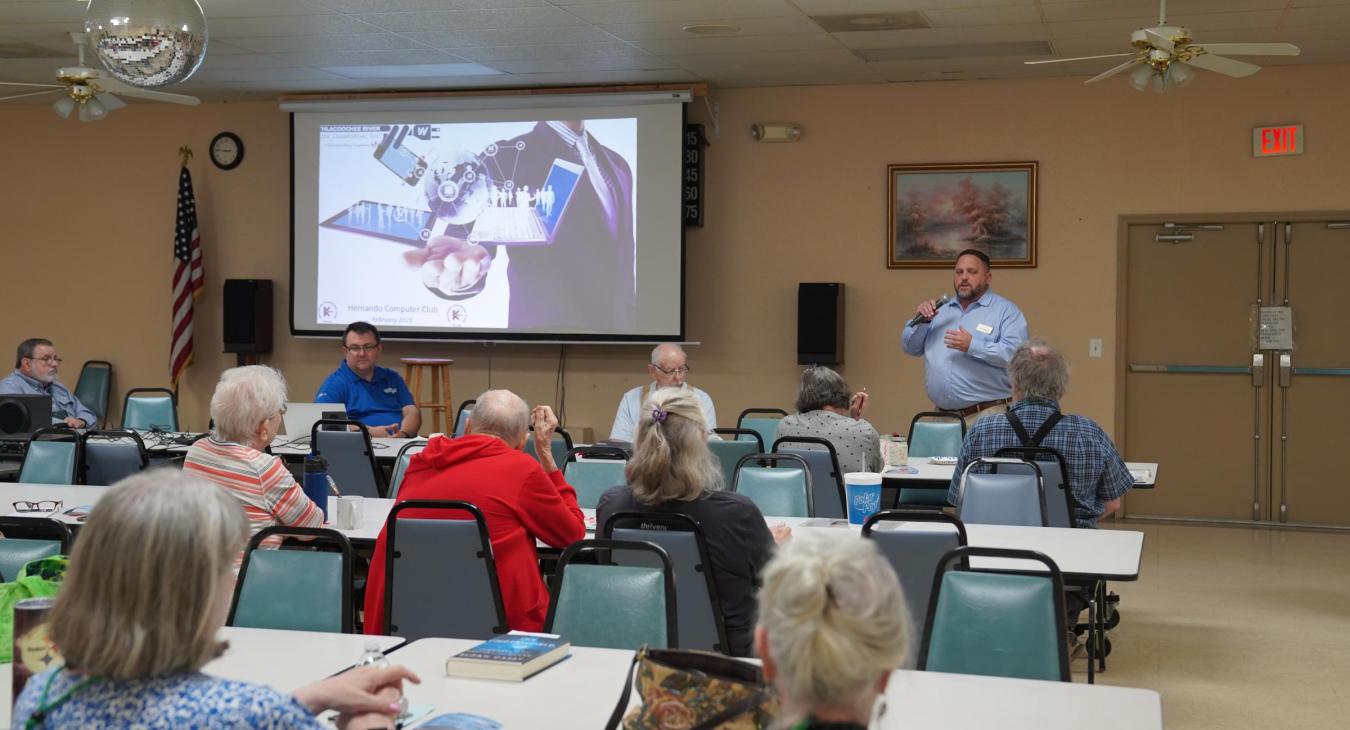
left=901, top=249, right=1028, bottom=426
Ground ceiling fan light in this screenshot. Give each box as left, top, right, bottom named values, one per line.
left=52, top=95, right=76, bottom=118
left=1169, top=61, right=1195, bottom=87
left=86, top=95, right=108, bottom=120
left=1128, top=64, right=1153, bottom=91
left=1151, top=71, right=1168, bottom=93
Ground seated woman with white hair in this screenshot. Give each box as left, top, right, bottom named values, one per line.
left=13, top=471, right=419, bottom=728
left=184, top=365, right=322, bottom=542
left=755, top=535, right=910, bottom=730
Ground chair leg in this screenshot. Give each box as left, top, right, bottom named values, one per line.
left=1087, top=588, right=1096, bottom=684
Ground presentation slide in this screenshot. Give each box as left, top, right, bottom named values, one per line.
left=291, top=99, right=685, bottom=341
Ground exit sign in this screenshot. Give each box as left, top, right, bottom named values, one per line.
left=1253, top=125, right=1303, bottom=157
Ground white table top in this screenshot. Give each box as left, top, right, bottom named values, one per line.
left=0, top=627, right=404, bottom=728
left=388, top=638, right=1162, bottom=730
left=883, top=457, right=1159, bottom=487
left=136, top=431, right=417, bottom=458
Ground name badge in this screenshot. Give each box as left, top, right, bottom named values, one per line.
left=975, top=323, right=994, bottom=335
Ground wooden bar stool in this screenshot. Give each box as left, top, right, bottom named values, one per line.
left=400, top=358, right=454, bottom=434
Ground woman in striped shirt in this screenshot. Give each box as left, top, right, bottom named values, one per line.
left=184, top=366, right=321, bottom=542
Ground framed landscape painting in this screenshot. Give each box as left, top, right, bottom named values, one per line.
left=887, top=161, right=1038, bottom=268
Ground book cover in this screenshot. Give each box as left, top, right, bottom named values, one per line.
left=445, top=631, right=570, bottom=681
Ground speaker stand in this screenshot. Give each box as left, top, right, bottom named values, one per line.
left=235, top=353, right=259, bottom=367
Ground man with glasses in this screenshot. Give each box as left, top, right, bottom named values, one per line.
left=0, top=338, right=97, bottom=428
left=314, top=322, right=421, bottom=438
left=609, top=343, right=716, bottom=443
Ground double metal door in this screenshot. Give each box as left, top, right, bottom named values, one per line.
left=1123, top=216, right=1350, bottom=526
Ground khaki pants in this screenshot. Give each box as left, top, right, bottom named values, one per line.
left=964, top=403, right=1007, bottom=429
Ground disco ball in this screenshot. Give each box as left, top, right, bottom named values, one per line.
left=423, top=150, right=492, bottom=226
left=84, top=0, right=207, bottom=88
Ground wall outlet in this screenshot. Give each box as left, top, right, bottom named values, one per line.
left=1089, top=338, right=1103, bottom=358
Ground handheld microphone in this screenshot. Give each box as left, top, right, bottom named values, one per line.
left=906, top=294, right=950, bottom=327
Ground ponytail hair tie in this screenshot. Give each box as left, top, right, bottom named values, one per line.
left=651, top=407, right=668, bottom=424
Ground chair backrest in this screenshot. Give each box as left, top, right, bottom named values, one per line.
left=920, top=546, right=1069, bottom=682
left=707, top=431, right=763, bottom=493
left=862, top=509, right=967, bottom=641
left=605, top=511, right=727, bottom=653
left=383, top=501, right=509, bottom=641
left=19, top=427, right=80, bottom=485
left=773, top=436, right=845, bottom=519
left=523, top=427, right=574, bottom=467
left=545, top=539, right=677, bottom=650
left=312, top=420, right=386, bottom=498
left=73, top=360, right=113, bottom=424
left=563, top=447, right=629, bottom=509
left=956, top=457, right=1047, bottom=527
left=0, top=517, right=71, bottom=580
left=736, top=408, right=787, bottom=454
left=80, top=430, right=149, bottom=486
left=388, top=439, right=429, bottom=500
left=122, top=387, right=178, bottom=431
left=452, top=399, right=476, bottom=437
left=907, top=412, right=967, bottom=458
left=228, top=526, right=353, bottom=633
left=731, top=453, right=813, bottom=518
left=994, top=447, right=1077, bottom=528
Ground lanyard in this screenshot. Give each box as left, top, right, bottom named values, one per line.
left=26, top=671, right=100, bottom=729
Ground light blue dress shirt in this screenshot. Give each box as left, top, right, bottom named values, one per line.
left=901, top=290, right=1028, bottom=410
left=0, top=370, right=97, bottom=426
left=610, top=383, right=717, bottom=442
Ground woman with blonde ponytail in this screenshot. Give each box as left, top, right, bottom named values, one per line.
left=597, top=387, right=790, bottom=657
left=755, top=535, right=910, bottom=729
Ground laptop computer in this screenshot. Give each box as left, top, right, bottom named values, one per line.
left=282, top=403, right=346, bottom=438
left=468, top=158, right=584, bottom=246
left=0, top=394, right=53, bottom=440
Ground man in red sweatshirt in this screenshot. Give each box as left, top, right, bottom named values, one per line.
left=363, top=389, right=585, bottom=634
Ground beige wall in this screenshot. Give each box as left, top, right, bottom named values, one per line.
left=4, top=63, right=1349, bottom=437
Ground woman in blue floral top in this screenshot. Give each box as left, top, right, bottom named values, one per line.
left=14, top=471, right=419, bottom=729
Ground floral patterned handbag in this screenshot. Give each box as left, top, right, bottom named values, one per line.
left=605, top=646, right=779, bottom=730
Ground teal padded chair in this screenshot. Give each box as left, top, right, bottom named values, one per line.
left=452, top=399, right=476, bottom=437
left=563, top=447, right=629, bottom=509
left=524, top=426, right=574, bottom=467
left=956, top=457, right=1047, bottom=527
left=122, top=387, right=178, bottom=431
left=228, top=526, right=354, bottom=633
left=18, top=427, right=80, bottom=485
left=920, top=546, right=1070, bottom=682
left=731, top=453, right=813, bottom=518
left=545, top=539, right=678, bottom=650
left=312, top=420, right=386, bottom=498
left=709, top=428, right=763, bottom=492
left=736, top=408, right=787, bottom=455
left=994, top=446, right=1078, bottom=528
left=80, top=429, right=149, bottom=486
left=73, top=360, right=113, bottom=426
left=388, top=440, right=429, bottom=500
left=0, top=517, right=71, bottom=582
left=901, top=411, right=969, bottom=506
left=862, top=509, right=967, bottom=642
left=772, top=436, right=846, bottom=519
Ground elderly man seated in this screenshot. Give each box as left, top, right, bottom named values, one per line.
left=610, top=343, right=716, bottom=442
left=363, top=390, right=585, bottom=635
left=0, top=338, right=97, bottom=428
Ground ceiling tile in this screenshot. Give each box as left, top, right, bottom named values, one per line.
left=323, top=62, right=502, bottom=78
left=562, top=0, right=803, bottom=25
left=630, top=33, right=842, bottom=56
left=400, top=26, right=620, bottom=48
left=312, top=0, right=548, bottom=10
left=267, top=49, right=462, bottom=67
left=484, top=55, right=678, bottom=73
left=1040, top=0, right=1285, bottom=23
left=225, top=33, right=421, bottom=54
left=454, top=42, right=652, bottom=62
left=599, top=15, right=824, bottom=40
left=835, top=23, right=1048, bottom=49
left=504, top=69, right=699, bottom=86
left=0, top=2, right=86, bottom=24
left=671, top=48, right=870, bottom=74
left=791, top=0, right=1031, bottom=12
left=189, top=66, right=347, bottom=83
left=1286, top=5, right=1350, bottom=26
left=209, top=14, right=375, bottom=38
left=353, top=7, right=583, bottom=32
left=196, top=53, right=297, bottom=70
left=204, top=1, right=337, bottom=19
left=922, top=5, right=1043, bottom=28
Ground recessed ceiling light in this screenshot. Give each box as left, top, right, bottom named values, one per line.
left=848, top=16, right=892, bottom=28
left=682, top=23, right=741, bottom=36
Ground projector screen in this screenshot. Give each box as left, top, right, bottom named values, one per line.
left=289, top=94, right=686, bottom=342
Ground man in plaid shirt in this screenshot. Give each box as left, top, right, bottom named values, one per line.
left=948, top=338, right=1133, bottom=527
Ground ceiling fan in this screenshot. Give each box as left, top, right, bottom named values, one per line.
left=0, top=32, right=199, bottom=121
left=1026, top=0, right=1300, bottom=92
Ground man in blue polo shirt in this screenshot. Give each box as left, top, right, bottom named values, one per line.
left=315, top=322, right=421, bottom=438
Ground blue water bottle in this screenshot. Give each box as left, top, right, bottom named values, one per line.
left=303, top=453, right=329, bottom=523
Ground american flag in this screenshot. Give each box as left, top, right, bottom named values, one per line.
left=171, top=165, right=204, bottom=387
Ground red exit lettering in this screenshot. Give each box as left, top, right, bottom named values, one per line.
left=1258, top=126, right=1300, bottom=156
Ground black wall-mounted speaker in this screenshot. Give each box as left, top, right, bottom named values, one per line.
left=223, top=279, right=273, bottom=354
left=797, top=282, right=844, bottom=365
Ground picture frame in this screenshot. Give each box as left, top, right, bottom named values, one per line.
left=886, top=161, right=1038, bottom=269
